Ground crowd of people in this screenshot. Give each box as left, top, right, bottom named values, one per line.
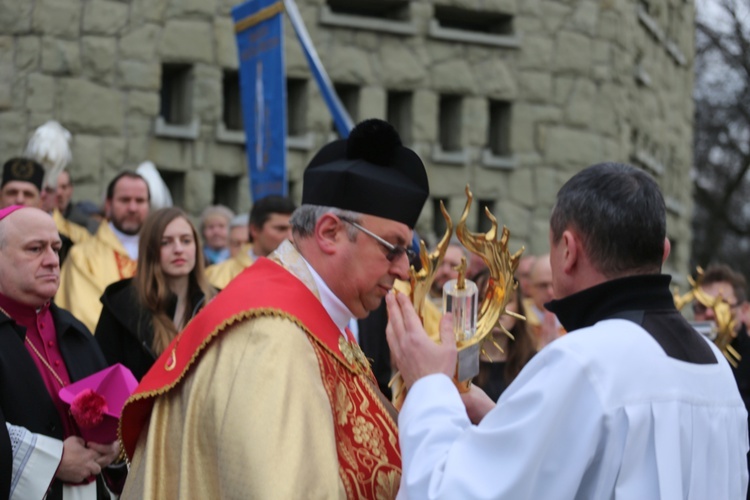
left=0, top=118, right=748, bottom=499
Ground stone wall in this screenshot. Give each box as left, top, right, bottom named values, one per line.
left=0, top=0, right=695, bottom=276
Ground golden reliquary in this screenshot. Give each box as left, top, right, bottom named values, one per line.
left=391, top=186, right=525, bottom=408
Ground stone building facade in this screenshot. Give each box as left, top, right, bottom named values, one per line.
left=0, top=0, right=695, bottom=275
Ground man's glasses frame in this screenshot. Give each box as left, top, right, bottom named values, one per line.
left=693, top=301, right=740, bottom=315
left=339, top=217, right=417, bottom=265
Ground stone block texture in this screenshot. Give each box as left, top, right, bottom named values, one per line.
left=0, top=0, right=695, bottom=276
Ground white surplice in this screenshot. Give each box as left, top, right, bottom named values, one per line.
left=7, top=423, right=61, bottom=500
left=6, top=423, right=98, bottom=500
left=398, top=319, right=749, bottom=499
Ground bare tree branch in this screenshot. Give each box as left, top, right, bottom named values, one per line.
left=691, top=0, right=750, bottom=273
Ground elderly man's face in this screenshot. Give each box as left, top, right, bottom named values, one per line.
left=203, top=215, right=230, bottom=250
left=229, top=225, right=249, bottom=258
left=0, top=208, right=62, bottom=307
left=0, top=181, right=41, bottom=208
left=331, top=214, right=412, bottom=318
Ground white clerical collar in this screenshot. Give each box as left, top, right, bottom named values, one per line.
left=300, top=257, right=354, bottom=336
left=109, top=221, right=140, bottom=260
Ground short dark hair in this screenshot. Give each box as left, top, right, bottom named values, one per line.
left=701, top=264, right=748, bottom=304
left=249, top=195, right=296, bottom=230
left=550, top=162, right=666, bottom=277
left=106, top=171, right=150, bottom=201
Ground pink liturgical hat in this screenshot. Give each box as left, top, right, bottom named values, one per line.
left=59, top=364, right=139, bottom=444
left=0, top=205, right=24, bottom=221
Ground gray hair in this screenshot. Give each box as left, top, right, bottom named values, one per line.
left=200, top=205, right=234, bottom=231
left=290, top=205, right=362, bottom=241
left=229, top=213, right=249, bottom=229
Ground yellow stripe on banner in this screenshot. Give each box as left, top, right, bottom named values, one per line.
left=234, top=1, right=285, bottom=33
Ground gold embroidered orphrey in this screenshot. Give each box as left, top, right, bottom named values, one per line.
left=392, top=185, right=525, bottom=406
left=673, top=267, right=741, bottom=368
left=338, top=336, right=369, bottom=374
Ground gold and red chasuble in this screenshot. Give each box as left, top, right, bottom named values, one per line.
left=121, top=256, right=401, bottom=499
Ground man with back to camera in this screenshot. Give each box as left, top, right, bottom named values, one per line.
left=56, top=171, right=150, bottom=332
left=386, top=162, right=748, bottom=499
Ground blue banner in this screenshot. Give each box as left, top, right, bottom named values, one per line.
left=283, top=0, right=353, bottom=138
left=232, top=0, right=287, bottom=200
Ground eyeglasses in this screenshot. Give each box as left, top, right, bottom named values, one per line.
left=339, top=217, right=417, bottom=264
left=693, top=301, right=739, bottom=315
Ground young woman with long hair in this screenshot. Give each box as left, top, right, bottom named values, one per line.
left=473, top=268, right=537, bottom=402
left=95, top=207, right=217, bottom=380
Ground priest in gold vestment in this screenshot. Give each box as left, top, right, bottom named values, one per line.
left=52, top=207, right=91, bottom=245
left=120, top=119, right=429, bottom=499
left=57, top=172, right=150, bottom=332
left=205, top=195, right=295, bottom=289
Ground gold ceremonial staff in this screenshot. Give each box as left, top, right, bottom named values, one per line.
left=392, top=185, right=524, bottom=408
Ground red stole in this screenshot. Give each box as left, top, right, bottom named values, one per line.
left=120, top=258, right=401, bottom=499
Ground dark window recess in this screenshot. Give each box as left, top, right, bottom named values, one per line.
left=488, top=100, right=512, bottom=156
left=477, top=199, right=496, bottom=233
left=213, top=175, right=240, bottom=211
left=286, top=78, right=308, bottom=136
left=160, top=64, right=193, bottom=125
left=327, top=0, right=409, bottom=20
left=439, top=94, right=462, bottom=152
left=158, top=169, right=185, bottom=208
left=223, top=70, right=243, bottom=131
left=434, top=5, right=513, bottom=35
left=331, top=83, right=360, bottom=136
left=387, top=90, right=413, bottom=145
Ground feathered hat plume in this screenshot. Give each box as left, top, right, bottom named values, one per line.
left=24, top=121, right=72, bottom=189
left=136, top=161, right=173, bottom=209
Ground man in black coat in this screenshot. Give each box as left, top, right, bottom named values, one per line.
left=0, top=205, right=120, bottom=499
